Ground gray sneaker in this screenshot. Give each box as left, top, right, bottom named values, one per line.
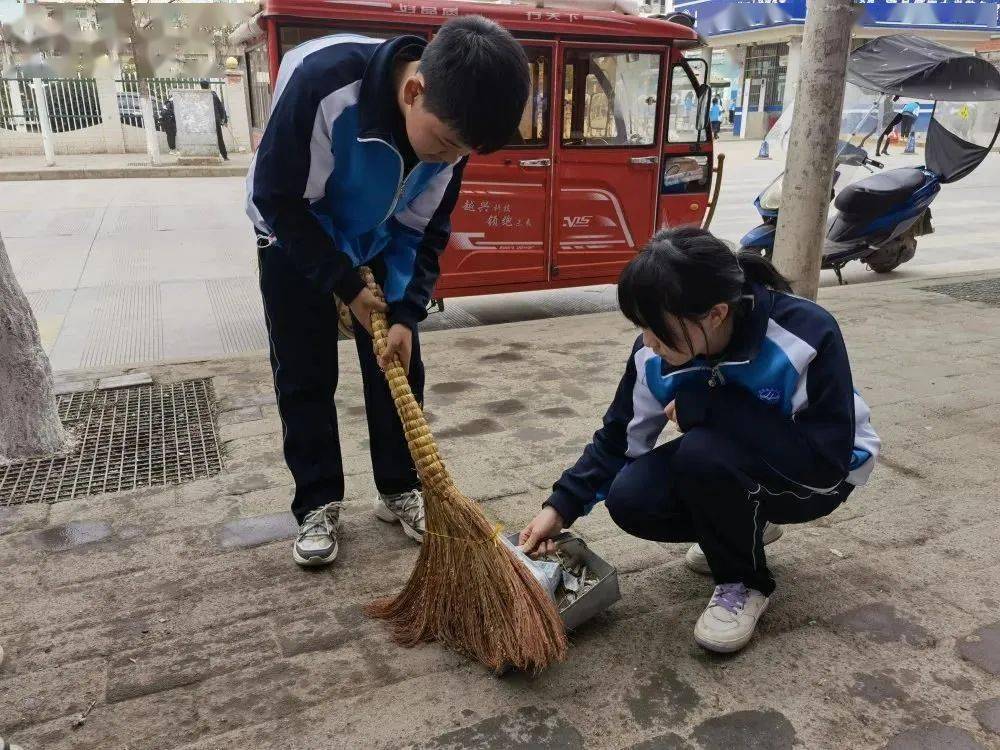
left=292, top=502, right=342, bottom=567
left=374, top=489, right=425, bottom=543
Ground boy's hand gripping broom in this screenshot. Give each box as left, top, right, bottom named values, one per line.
left=359, top=267, right=568, bottom=674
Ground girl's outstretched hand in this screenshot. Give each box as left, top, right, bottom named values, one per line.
left=519, top=506, right=565, bottom=557
left=664, top=400, right=678, bottom=426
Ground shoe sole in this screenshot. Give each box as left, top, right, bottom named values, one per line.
left=694, top=599, right=770, bottom=654
left=292, top=543, right=338, bottom=567
left=374, top=499, right=424, bottom=544
left=685, top=525, right=784, bottom=575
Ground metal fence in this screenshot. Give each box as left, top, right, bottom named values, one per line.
left=0, top=76, right=102, bottom=133
left=115, top=75, right=227, bottom=130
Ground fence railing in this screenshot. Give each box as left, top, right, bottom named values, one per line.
left=0, top=76, right=102, bottom=133
left=1, top=75, right=228, bottom=135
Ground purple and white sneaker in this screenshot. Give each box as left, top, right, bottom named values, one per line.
left=694, top=583, right=769, bottom=653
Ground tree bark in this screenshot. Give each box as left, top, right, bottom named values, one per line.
left=771, top=0, right=857, bottom=300
left=123, top=0, right=162, bottom=165
left=0, top=231, right=66, bottom=462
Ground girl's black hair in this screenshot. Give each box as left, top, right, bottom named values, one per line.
left=617, top=227, right=791, bottom=354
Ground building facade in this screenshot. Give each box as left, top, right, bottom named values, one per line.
left=674, top=0, right=1000, bottom=138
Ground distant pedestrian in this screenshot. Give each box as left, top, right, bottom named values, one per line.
left=710, top=96, right=722, bottom=138
left=160, top=97, right=177, bottom=154
left=899, top=100, right=919, bottom=139
left=200, top=80, right=228, bottom=161
left=728, top=98, right=736, bottom=125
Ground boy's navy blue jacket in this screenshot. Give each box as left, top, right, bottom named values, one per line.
left=547, top=283, right=881, bottom=526
left=246, top=34, right=468, bottom=331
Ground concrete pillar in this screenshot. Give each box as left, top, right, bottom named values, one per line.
left=7, top=79, right=27, bottom=133
left=783, top=37, right=802, bottom=110
left=32, top=79, right=55, bottom=166
left=739, top=77, right=753, bottom=139
left=94, top=75, right=126, bottom=154
left=223, top=69, right=250, bottom=153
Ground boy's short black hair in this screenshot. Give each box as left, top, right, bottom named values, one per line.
left=420, top=16, right=530, bottom=155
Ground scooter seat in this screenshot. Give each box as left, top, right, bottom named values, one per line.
left=834, top=168, right=927, bottom=216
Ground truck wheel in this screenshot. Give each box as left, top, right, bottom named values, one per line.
left=866, top=233, right=917, bottom=274
left=336, top=298, right=354, bottom=339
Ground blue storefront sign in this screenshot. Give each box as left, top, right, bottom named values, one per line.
left=675, top=0, right=1000, bottom=37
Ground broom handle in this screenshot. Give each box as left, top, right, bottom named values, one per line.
left=359, top=267, right=451, bottom=496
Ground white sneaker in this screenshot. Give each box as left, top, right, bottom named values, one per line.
left=292, top=502, right=342, bottom=567
left=374, top=489, right=425, bottom=543
left=694, top=583, right=769, bottom=653
left=685, top=522, right=783, bottom=575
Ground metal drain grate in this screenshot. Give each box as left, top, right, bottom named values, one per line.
left=922, top=277, right=1000, bottom=307
left=1, top=379, right=222, bottom=506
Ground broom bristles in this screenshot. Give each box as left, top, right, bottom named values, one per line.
left=358, top=267, right=568, bottom=674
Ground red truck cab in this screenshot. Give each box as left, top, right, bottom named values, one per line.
left=239, top=1, right=715, bottom=300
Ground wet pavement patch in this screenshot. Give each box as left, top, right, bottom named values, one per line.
left=429, top=381, right=477, bottom=395
left=829, top=603, right=935, bottom=647
left=453, top=337, right=488, bottom=350
left=482, top=399, right=528, bottom=416
left=848, top=671, right=907, bottom=704
left=435, top=418, right=505, bottom=440
left=958, top=622, right=1000, bottom=676
left=626, top=665, right=700, bottom=727
left=479, top=351, right=526, bottom=364
left=974, top=698, right=1000, bottom=735
left=219, top=512, right=298, bottom=549
left=932, top=672, right=975, bottom=691
left=538, top=406, right=578, bottom=418
left=692, top=710, right=796, bottom=750
left=513, top=426, right=563, bottom=442
left=623, top=733, right=692, bottom=750
left=36, top=521, right=113, bottom=551
left=886, top=723, right=985, bottom=750
left=417, top=706, right=584, bottom=749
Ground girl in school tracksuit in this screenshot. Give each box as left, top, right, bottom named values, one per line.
left=520, top=227, right=880, bottom=653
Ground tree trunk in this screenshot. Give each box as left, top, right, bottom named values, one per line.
left=771, top=0, right=857, bottom=300
left=123, top=0, right=161, bottom=165
left=0, top=231, right=66, bottom=462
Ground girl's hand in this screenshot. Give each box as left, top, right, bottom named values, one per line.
left=519, top=506, right=565, bottom=557
left=664, top=400, right=678, bottom=426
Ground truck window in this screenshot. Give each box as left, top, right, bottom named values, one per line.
left=508, top=47, right=551, bottom=148
left=562, top=50, right=661, bottom=147
left=668, top=61, right=708, bottom=143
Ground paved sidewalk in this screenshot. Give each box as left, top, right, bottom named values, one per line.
left=3, top=274, right=1000, bottom=749
left=0, top=152, right=250, bottom=180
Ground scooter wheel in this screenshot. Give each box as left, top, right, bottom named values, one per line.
left=867, top=235, right=917, bottom=274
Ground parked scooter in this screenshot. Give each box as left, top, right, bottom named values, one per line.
left=742, top=35, right=1000, bottom=281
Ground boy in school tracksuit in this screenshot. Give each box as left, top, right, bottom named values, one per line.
left=246, top=17, right=529, bottom=567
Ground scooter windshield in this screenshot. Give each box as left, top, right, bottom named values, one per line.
left=927, top=100, right=1000, bottom=183
left=758, top=83, right=894, bottom=209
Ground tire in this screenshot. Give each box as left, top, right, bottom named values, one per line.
left=866, top=233, right=917, bottom=274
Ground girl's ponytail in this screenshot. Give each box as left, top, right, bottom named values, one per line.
left=735, top=250, right=792, bottom=293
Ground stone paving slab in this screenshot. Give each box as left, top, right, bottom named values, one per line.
left=3, top=275, right=1000, bottom=749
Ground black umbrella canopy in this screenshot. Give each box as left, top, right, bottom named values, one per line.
left=847, top=35, right=1000, bottom=102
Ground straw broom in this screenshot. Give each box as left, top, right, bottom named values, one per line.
left=359, top=267, right=568, bottom=674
